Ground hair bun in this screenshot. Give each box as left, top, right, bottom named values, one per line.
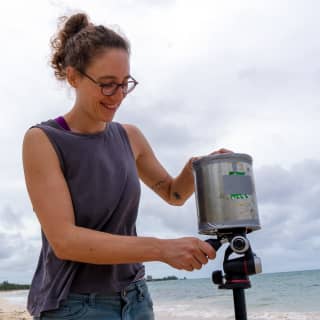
left=51, top=11, right=129, bottom=81
left=61, top=13, right=90, bottom=39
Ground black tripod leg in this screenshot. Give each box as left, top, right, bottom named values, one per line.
left=232, top=288, right=247, bottom=320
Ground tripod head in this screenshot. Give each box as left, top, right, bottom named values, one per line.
left=206, top=228, right=262, bottom=290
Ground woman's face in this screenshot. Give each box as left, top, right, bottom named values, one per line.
left=75, top=48, right=130, bottom=123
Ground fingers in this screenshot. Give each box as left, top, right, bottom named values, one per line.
left=210, top=148, right=233, bottom=155
left=186, top=258, right=202, bottom=271
left=191, top=148, right=233, bottom=164
left=181, top=256, right=203, bottom=271
left=184, top=240, right=216, bottom=272
left=198, top=240, right=216, bottom=260
left=184, top=264, right=196, bottom=272
left=162, top=238, right=217, bottom=272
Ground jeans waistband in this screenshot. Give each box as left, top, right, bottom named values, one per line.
left=68, top=279, right=147, bottom=301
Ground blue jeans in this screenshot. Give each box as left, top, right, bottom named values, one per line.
left=34, top=280, right=154, bottom=320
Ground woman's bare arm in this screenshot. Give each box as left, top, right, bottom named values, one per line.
left=123, top=124, right=231, bottom=205
left=22, top=128, right=215, bottom=269
left=122, top=124, right=194, bottom=205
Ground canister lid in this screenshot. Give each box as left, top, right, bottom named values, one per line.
left=192, top=153, right=252, bottom=169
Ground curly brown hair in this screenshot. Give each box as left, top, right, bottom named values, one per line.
left=50, top=12, right=130, bottom=81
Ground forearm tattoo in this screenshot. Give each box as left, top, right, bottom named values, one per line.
left=151, top=174, right=170, bottom=191
left=151, top=175, right=182, bottom=201
left=173, top=191, right=181, bottom=200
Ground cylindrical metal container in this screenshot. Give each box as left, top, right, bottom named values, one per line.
left=192, top=153, right=260, bottom=235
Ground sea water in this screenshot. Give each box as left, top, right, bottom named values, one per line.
left=1, top=269, right=319, bottom=319
left=147, top=269, right=320, bottom=319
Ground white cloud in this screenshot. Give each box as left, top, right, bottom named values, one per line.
left=0, top=0, right=320, bottom=283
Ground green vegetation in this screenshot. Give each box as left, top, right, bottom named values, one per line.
left=146, top=275, right=186, bottom=282
left=0, top=281, right=30, bottom=291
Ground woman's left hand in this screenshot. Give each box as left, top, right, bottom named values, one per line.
left=209, top=148, right=233, bottom=155
left=191, top=148, right=233, bottom=163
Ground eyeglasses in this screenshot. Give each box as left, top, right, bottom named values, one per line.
left=78, top=70, right=138, bottom=96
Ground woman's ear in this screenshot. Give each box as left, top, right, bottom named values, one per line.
left=66, top=66, right=79, bottom=88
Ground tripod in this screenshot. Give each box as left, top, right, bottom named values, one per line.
left=206, top=229, right=262, bottom=320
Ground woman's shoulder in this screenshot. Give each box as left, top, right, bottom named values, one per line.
left=120, top=123, right=142, bottom=138
left=23, top=125, right=60, bottom=167
left=25, top=119, right=59, bottom=138
left=118, top=123, right=146, bottom=160
left=24, top=125, right=50, bottom=146
left=119, top=123, right=155, bottom=161
left=120, top=123, right=148, bottom=148
left=23, top=119, right=63, bottom=158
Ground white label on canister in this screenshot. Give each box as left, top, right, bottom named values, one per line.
left=222, top=175, right=253, bottom=195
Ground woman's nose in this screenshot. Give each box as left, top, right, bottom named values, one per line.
left=108, top=86, right=125, bottom=103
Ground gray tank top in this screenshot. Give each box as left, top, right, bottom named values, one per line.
left=27, top=119, right=145, bottom=317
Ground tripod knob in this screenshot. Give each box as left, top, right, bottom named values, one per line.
left=212, top=270, right=223, bottom=285
left=230, top=236, right=249, bottom=253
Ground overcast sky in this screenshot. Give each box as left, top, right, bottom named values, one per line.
left=1, top=0, right=320, bottom=284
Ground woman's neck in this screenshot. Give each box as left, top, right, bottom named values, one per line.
left=63, top=107, right=108, bottom=134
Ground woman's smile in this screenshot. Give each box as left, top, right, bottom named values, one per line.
left=100, top=102, right=119, bottom=111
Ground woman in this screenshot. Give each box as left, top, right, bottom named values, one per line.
left=22, top=12, right=230, bottom=319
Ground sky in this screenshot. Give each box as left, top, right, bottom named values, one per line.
left=0, top=0, right=320, bottom=284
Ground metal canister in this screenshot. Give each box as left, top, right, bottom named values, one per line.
left=192, top=153, right=260, bottom=235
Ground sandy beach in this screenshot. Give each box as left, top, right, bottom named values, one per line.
left=0, top=298, right=31, bottom=320
left=0, top=298, right=320, bottom=320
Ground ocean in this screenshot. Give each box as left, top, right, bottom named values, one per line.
left=148, top=269, right=320, bottom=319
left=1, top=269, right=319, bottom=319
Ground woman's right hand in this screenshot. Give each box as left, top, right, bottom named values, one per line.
left=159, top=237, right=216, bottom=271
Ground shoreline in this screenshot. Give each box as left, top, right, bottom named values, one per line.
left=0, top=298, right=320, bottom=320
left=0, top=289, right=320, bottom=320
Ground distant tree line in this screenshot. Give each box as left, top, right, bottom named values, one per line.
left=146, top=275, right=186, bottom=282
left=0, top=281, right=30, bottom=291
